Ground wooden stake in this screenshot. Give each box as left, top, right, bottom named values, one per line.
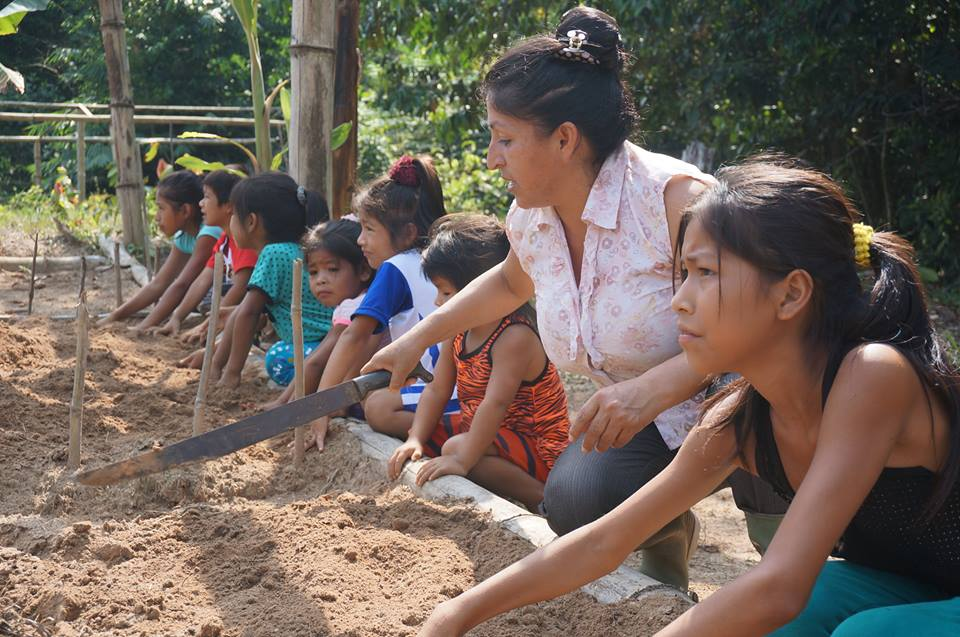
left=78, top=255, right=87, bottom=297
left=113, top=239, right=122, bottom=307
left=292, top=258, right=306, bottom=467
left=27, top=233, right=39, bottom=315
left=193, top=252, right=225, bottom=436
left=68, top=292, right=90, bottom=469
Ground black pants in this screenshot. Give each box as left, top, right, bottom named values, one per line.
left=543, top=423, right=788, bottom=538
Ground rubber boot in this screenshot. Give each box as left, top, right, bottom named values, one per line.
left=637, top=509, right=700, bottom=591
left=743, top=511, right=784, bottom=556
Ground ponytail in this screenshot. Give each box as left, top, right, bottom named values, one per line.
left=354, top=154, right=447, bottom=251
left=232, top=172, right=330, bottom=243
left=687, top=156, right=960, bottom=521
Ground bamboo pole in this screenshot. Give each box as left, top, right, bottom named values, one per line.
left=76, top=120, right=86, bottom=201
left=193, top=252, right=225, bottom=436
left=292, top=259, right=306, bottom=466
left=27, top=233, right=39, bottom=315
left=78, top=255, right=87, bottom=298
left=332, top=0, right=360, bottom=218
left=32, top=138, right=41, bottom=186
left=113, top=240, right=122, bottom=307
left=0, top=111, right=284, bottom=126
left=98, top=0, right=146, bottom=247
left=290, top=0, right=337, bottom=199
left=68, top=292, right=90, bottom=469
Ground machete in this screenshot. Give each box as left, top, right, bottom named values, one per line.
left=75, top=365, right=432, bottom=486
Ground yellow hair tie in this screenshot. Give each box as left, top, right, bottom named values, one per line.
left=852, top=222, right=874, bottom=268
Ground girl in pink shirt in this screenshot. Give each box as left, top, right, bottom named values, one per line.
left=364, top=6, right=787, bottom=592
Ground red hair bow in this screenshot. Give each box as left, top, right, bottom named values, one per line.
left=388, top=155, right=420, bottom=187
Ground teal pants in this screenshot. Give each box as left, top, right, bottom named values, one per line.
left=769, top=561, right=960, bottom=636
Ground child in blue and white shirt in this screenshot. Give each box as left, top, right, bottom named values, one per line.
left=305, top=155, right=459, bottom=452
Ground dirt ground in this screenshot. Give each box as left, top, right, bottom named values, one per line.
left=0, top=307, right=688, bottom=636
left=6, top=236, right=953, bottom=636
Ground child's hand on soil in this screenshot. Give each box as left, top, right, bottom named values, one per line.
left=96, top=313, right=119, bottom=328
left=176, top=349, right=205, bottom=369
left=388, top=438, right=425, bottom=480
left=216, top=368, right=240, bottom=388
left=415, top=455, right=469, bottom=486
left=180, top=320, right=208, bottom=345
left=156, top=316, right=181, bottom=336
left=302, top=416, right=330, bottom=452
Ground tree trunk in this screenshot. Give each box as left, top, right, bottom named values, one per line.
left=98, top=0, right=145, bottom=247
left=332, top=0, right=360, bottom=218
left=290, top=0, right=337, bottom=201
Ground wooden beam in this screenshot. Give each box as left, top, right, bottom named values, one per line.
left=332, top=0, right=360, bottom=218
left=290, top=0, right=336, bottom=201
left=98, top=0, right=146, bottom=247
left=0, top=112, right=284, bottom=126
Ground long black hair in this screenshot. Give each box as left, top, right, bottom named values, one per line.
left=230, top=172, right=329, bottom=243
left=157, top=170, right=203, bottom=226
left=481, top=6, right=637, bottom=166
left=683, top=156, right=960, bottom=520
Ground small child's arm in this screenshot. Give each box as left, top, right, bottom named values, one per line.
left=387, top=339, right=456, bottom=480
left=136, top=234, right=218, bottom=332
left=157, top=266, right=214, bottom=336
left=305, top=315, right=380, bottom=451
left=97, top=246, right=188, bottom=326
left=215, top=288, right=268, bottom=388
left=268, top=322, right=347, bottom=410
left=415, top=326, right=532, bottom=485
left=221, top=266, right=251, bottom=306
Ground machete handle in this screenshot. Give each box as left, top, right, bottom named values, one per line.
left=353, top=362, right=434, bottom=398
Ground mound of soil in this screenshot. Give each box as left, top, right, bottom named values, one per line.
left=0, top=319, right=689, bottom=636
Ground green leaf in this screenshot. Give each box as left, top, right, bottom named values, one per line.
left=0, top=0, right=49, bottom=36
left=143, top=142, right=159, bottom=163
left=331, top=121, right=352, bottom=151
left=918, top=265, right=940, bottom=285
left=271, top=147, right=287, bottom=170
left=280, top=86, right=291, bottom=127
left=178, top=131, right=259, bottom=171
left=175, top=154, right=226, bottom=174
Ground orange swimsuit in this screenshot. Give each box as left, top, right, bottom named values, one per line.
left=427, top=312, right=570, bottom=481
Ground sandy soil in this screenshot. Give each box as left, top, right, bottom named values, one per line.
left=0, top=317, right=689, bottom=637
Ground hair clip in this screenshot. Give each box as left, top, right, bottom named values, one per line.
left=555, top=29, right=600, bottom=65
left=296, top=185, right=307, bottom=206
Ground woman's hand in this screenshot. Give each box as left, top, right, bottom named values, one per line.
left=361, top=336, right=426, bottom=392
left=418, top=600, right=464, bottom=637
left=570, top=375, right=662, bottom=453
left=388, top=438, right=425, bottom=480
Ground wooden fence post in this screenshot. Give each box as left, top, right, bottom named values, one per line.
left=68, top=292, right=90, bottom=469
left=113, top=240, right=122, bottom=307
left=292, top=258, right=306, bottom=467
left=32, top=138, right=41, bottom=186
left=193, top=252, right=225, bottom=436
left=27, top=233, right=39, bottom=315
left=98, top=0, right=146, bottom=247
left=332, top=0, right=360, bottom=218
left=290, top=0, right=336, bottom=200
left=76, top=120, right=86, bottom=201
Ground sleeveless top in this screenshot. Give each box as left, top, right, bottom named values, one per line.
left=452, top=311, right=570, bottom=468
left=754, top=347, right=960, bottom=595
left=505, top=141, right=715, bottom=449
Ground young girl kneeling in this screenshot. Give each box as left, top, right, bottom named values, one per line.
left=99, top=171, right=222, bottom=332
left=419, top=157, right=960, bottom=636
left=266, top=217, right=376, bottom=409
left=307, top=155, right=457, bottom=451
left=210, top=172, right=332, bottom=388
left=388, top=215, right=570, bottom=511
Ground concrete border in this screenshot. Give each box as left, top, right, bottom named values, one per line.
left=343, top=419, right=692, bottom=605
